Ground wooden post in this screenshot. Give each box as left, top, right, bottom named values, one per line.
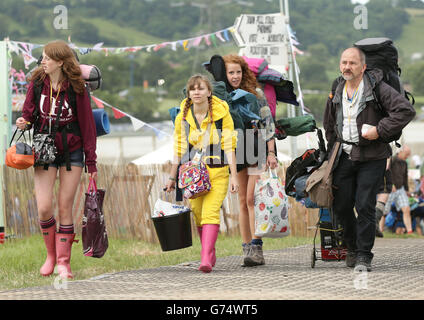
left=0, top=41, right=12, bottom=234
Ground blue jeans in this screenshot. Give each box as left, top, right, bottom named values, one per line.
left=34, top=148, right=84, bottom=169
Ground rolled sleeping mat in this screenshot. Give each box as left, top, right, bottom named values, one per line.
left=80, top=64, right=102, bottom=91
left=92, top=109, right=110, bottom=137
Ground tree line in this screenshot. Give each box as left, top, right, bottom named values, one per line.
left=3, top=0, right=424, bottom=123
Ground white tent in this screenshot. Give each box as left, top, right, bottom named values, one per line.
left=131, top=142, right=173, bottom=165
left=132, top=142, right=291, bottom=166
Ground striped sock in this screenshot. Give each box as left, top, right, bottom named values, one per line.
left=58, top=224, right=74, bottom=234
left=39, top=217, right=56, bottom=229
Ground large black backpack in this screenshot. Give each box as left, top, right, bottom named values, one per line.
left=354, top=37, right=415, bottom=105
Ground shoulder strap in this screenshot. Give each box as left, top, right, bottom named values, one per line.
left=215, top=118, right=223, bottom=131
left=323, top=141, right=340, bottom=181
left=330, top=77, right=341, bottom=99
left=67, top=84, right=78, bottom=114
left=51, top=91, right=66, bottom=135
left=32, top=80, right=44, bottom=120
left=201, top=122, right=212, bottom=154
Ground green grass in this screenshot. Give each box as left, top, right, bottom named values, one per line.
left=397, top=9, right=424, bottom=62
left=0, top=234, right=310, bottom=291
left=79, top=17, right=164, bottom=46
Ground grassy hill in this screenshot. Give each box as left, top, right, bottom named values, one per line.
left=397, top=8, right=424, bottom=62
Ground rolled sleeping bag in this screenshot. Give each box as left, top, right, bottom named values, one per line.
left=80, top=64, right=102, bottom=91
left=92, top=108, right=110, bottom=137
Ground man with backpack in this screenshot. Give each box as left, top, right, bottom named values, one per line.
left=323, top=45, right=415, bottom=272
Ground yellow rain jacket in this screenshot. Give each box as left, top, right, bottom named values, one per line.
left=174, top=96, right=237, bottom=226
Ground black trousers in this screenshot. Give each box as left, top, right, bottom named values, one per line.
left=332, top=152, right=386, bottom=260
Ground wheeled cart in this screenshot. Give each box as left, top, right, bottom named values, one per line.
left=311, top=208, right=348, bottom=268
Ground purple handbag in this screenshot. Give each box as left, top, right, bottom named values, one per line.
left=82, top=178, right=109, bottom=258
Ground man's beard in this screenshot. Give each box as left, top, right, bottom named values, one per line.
left=342, top=72, right=354, bottom=81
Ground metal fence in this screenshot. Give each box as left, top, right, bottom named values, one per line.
left=3, top=162, right=319, bottom=241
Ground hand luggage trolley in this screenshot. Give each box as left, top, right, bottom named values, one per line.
left=311, top=208, right=347, bottom=268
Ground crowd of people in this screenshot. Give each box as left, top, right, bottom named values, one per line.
left=15, top=39, right=420, bottom=278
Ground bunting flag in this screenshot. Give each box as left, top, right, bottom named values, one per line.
left=6, top=26, right=236, bottom=66
left=112, top=107, right=126, bottom=119
left=130, top=117, right=146, bottom=131
left=91, top=95, right=104, bottom=109
left=90, top=95, right=170, bottom=138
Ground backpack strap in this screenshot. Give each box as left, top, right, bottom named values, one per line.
left=32, top=80, right=44, bottom=129
left=370, top=80, right=402, bottom=148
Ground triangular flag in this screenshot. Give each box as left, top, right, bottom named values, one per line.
left=210, top=34, right=217, bottom=47
left=112, top=107, right=126, bottom=119
left=183, top=40, right=189, bottom=51
left=91, top=96, right=104, bottom=109
left=93, top=42, right=104, bottom=52
left=216, top=31, right=225, bottom=42
left=223, top=29, right=230, bottom=41
left=204, top=35, right=211, bottom=46
left=192, top=36, right=202, bottom=46
left=130, top=116, right=146, bottom=131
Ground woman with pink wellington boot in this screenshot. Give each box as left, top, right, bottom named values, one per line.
left=165, top=75, right=239, bottom=273
left=16, top=40, right=97, bottom=279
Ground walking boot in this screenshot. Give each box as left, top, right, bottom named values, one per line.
left=355, top=255, right=372, bottom=272
left=56, top=233, right=78, bottom=279
left=244, top=243, right=265, bottom=267
left=241, top=243, right=251, bottom=267
left=40, top=225, right=57, bottom=277
left=199, top=224, right=219, bottom=273
left=346, top=250, right=357, bottom=268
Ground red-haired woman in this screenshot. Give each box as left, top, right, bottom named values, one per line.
left=222, top=54, right=278, bottom=267
left=16, top=40, right=97, bottom=279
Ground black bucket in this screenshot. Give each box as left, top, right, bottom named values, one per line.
left=152, top=210, right=192, bottom=251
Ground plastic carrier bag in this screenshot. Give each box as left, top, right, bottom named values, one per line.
left=254, top=169, right=290, bottom=238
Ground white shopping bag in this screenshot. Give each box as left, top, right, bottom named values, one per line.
left=254, top=169, right=290, bottom=238
left=153, top=199, right=190, bottom=218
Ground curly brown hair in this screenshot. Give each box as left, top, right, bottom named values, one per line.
left=29, top=40, right=86, bottom=95
left=223, top=54, right=259, bottom=97
left=182, top=74, right=213, bottom=123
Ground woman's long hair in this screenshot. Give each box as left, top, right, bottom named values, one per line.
left=29, top=40, right=86, bottom=95
left=223, top=54, right=259, bottom=97
left=182, top=74, right=213, bottom=123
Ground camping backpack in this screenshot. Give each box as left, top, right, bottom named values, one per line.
left=353, top=37, right=415, bottom=145
left=354, top=38, right=413, bottom=102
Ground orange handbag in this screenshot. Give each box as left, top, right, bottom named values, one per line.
left=5, top=129, right=34, bottom=170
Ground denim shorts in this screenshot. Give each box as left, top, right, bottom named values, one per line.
left=34, top=148, right=84, bottom=169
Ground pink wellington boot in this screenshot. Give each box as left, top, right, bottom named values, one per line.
left=55, top=233, right=79, bottom=279
left=199, top=224, right=219, bottom=273
left=197, top=226, right=217, bottom=268
left=40, top=225, right=57, bottom=276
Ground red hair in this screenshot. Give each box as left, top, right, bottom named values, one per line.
left=29, top=40, right=86, bottom=95
left=223, top=54, right=259, bottom=97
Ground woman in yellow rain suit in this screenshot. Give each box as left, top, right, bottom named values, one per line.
left=165, top=74, right=238, bottom=273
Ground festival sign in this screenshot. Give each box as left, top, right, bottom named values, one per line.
left=233, top=13, right=288, bottom=46
left=233, top=13, right=289, bottom=73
